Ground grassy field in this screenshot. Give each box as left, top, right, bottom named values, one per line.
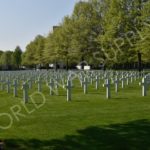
left=0, top=79, right=150, bottom=150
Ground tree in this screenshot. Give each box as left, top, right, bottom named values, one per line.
left=22, top=35, right=45, bottom=68
left=13, top=46, right=22, bottom=69
left=0, top=51, right=4, bottom=69
left=34, top=35, right=45, bottom=66
left=24, top=0, right=150, bottom=70
left=71, top=0, right=103, bottom=67
left=0, top=51, right=13, bottom=70
left=135, top=0, right=150, bottom=62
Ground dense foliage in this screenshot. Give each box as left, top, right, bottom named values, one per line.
left=0, top=46, right=22, bottom=70
left=0, top=0, right=150, bottom=69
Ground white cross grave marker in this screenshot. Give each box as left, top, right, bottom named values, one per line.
left=6, top=78, right=11, bottom=93
left=12, top=79, right=18, bottom=97
left=114, top=76, right=119, bottom=93
left=48, top=79, right=55, bottom=95
left=36, top=77, right=42, bottom=92
left=22, top=82, right=29, bottom=103
left=95, top=75, right=99, bottom=90
left=82, top=77, right=88, bottom=94
left=66, top=79, right=72, bottom=101
left=103, top=79, right=111, bottom=99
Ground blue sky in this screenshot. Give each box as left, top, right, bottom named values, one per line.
left=0, top=0, right=80, bottom=51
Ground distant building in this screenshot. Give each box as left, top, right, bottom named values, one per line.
left=53, top=26, right=60, bottom=31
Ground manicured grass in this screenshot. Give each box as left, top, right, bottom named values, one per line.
left=0, top=79, right=150, bottom=150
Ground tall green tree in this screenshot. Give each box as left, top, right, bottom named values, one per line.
left=22, top=41, right=36, bottom=66
left=0, top=51, right=4, bottom=69
left=24, top=0, right=150, bottom=69
left=34, top=35, right=45, bottom=65
left=135, top=0, right=150, bottom=62
left=0, top=51, right=13, bottom=70
left=71, top=0, right=103, bottom=66
left=22, top=35, right=45, bottom=67
left=13, top=46, right=22, bottom=69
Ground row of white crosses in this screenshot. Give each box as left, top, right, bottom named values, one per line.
left=0, top=71, right=42, bottom=103
left=0, top=70, right=145, bottom=102
left=39, top=70, right=140, bottom=101
left=103, top=71, right=142, bottom=99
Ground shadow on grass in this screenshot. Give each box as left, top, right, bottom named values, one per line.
left=4, top=119, right=150, bottom=150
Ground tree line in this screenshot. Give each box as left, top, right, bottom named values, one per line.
left=1, top=0, right=150, bottom=70
left=0, top=46, right=22, bottom=70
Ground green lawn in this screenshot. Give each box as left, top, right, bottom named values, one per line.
left=0, top=80, right=150, bottom=150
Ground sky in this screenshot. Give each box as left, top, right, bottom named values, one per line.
left=0, top=0, right=81, bottom=51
